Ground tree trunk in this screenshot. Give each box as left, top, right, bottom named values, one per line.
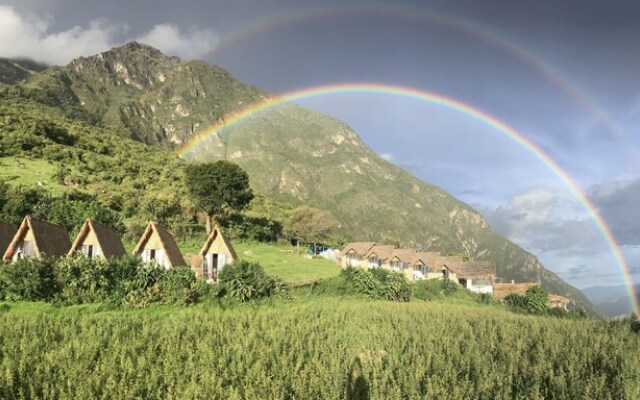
left=206, top=213, right=213, bottom=234
left=296, top=239, right=300, bottom=255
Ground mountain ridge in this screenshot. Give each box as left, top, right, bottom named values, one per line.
left=0, top=42, right=602, bottom=316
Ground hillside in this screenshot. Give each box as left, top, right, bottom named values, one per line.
left=0, top=42, right=600, bottom=315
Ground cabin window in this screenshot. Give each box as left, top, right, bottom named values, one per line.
left=13, top=240, right=36, bottom=261
left=442, top=269, right=449, bottom=278
left=81, top=244, right=100, bottom=258
left=391, top=260, right=404, bottom=271
left=368, top=256, right=378, bottom=268
left=203, top=253, right=226, bottom=282
left=346, top=253, right=360, bottom=267
left=412, top=265, right=424, bottom=280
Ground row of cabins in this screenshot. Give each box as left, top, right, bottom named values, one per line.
left=0, top=217, right=237, bottom=283
left=340, top=242, right=571, bottom=308
left=341, top=242, right=496, bottom=294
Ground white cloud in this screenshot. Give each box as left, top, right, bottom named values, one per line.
left=0, top=6, right=218, bottom=65
left=135, top=23, right=218, bottom=60
left=380, top=153, right=394, bottom=161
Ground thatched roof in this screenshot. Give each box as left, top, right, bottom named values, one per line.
left=493, top=282, right=539, bottom=299
left=133, top=222, right=186, bottom=268
left=191, top=227, right=237, bottom=270
left=388, top=248, right=416, bottom=263
left=412, top=252, right=441, bottom=271
left=448, top=260, right=496, bottom=280
left=0, top=222, right=17, bottom=257
left=364, top=245, right=395, bottom=261
left=549, top=294, right=571, bottom=306
left=3, top=216, right=71, bottom=260
left=341, top=242, right=376, bottom=257
left=436, top=255, right=464, bottom=272
left=68, top=219, right=126, bottom=258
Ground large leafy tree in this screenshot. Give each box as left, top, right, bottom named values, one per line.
left=184, top=161, right=253, bottom=233
left=286, top=206, right=338, bottom=254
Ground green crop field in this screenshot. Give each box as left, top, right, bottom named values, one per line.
left=0, top=299, right=638, bottom=399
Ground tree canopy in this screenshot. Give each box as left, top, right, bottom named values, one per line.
left=184, top=161, right=253, bottom=233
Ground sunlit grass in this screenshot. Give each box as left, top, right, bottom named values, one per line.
left=0, top=156, right=68, bottom=195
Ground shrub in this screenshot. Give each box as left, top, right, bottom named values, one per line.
left=441, top=278, right=459, bottom=296
left=341, top=267, right=410, bottom=302
left=218, top=260, right=283, bottom=302
left=55, top=255, right=115, bottom=303
left=525, top=286, right=549, bottom=314
left=0, top=258, right=60, bottom=301
left=413, top=279, right=445, bottom=301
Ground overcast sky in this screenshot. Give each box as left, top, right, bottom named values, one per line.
left=1, top=0, right=639, bottom=290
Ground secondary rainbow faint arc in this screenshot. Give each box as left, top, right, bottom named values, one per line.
left=198, top=4, right=640, bottom=166
left=178, top=83, right=638, bottom=315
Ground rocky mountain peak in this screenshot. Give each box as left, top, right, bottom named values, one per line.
left=68, top=42, right=179, bottom=91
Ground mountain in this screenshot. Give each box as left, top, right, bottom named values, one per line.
left=0, top=42, right=601, bottom=316
left=0, top=57, right=48, bottom=84
left=582, top=284, right=640, bottom=318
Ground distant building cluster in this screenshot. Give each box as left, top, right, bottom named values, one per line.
left=340, top=242, right=570, bottom=308
left=0, top=216, right=236, bottom=284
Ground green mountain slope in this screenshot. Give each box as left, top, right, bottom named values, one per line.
left=2, top=42, right=600, bottom=315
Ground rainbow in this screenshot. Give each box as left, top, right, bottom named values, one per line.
left=178, top=83, right=638, bottom=316
left=198, top=4, right=640, bottom=166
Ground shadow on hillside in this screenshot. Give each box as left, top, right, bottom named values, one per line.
left=346, top=357, right=370, bottom=400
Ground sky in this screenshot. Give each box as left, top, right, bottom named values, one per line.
left=1, top=0, right=639, bottom=290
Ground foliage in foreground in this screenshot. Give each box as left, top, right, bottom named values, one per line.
left=217, top=260, right=283, bottom=302
left=0, top=300, right=638, bottom=399
left=0, top=256, right=207, bottom=307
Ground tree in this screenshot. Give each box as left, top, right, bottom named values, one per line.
left=286, top=206, right=338, bottom=254
left=184, top=161, right=253, bottom=233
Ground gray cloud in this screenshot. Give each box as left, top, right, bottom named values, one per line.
left=589, top=178, right=640, bottom=246
left=486, top=187, right=605, bottom=256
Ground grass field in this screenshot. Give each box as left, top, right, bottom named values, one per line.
left=0, top=156, right=68, bottom=195
left=171, top=239, right=341, bottom=284
left=0, top=298, right=638, bottom=399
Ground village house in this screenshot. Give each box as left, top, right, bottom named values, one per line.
left=68, top=219, right=126, bottom=259
left=493, top=282, right=571, bottom=310
left=387, top=248, right=416, bottom=279
left=492, top=282, right=539, bottom=300
left=548, top=294, right=571, bottom=310
left=363, top=245, right=395, bottom=269
left=2, top=216, right=71, bottom=262
left=0, top=222, right=18, bottom=259
left=341, top=242, right=376, bottom=268
left=132, top=222, right=186, bottom=269
left=410, top=251, right=442, bottom=280
left=439, top=256, right=496, bottom=294
left=191, top=227, right=237, bottom=283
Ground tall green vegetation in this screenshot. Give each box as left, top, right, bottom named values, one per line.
left=184, top=160, right=254, bottom=234
left=0, top=300, right=637, bottom=399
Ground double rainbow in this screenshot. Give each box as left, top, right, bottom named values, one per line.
left=178, top=83, right=638, bottom=315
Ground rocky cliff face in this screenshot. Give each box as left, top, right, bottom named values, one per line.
left=12, top=42, right=600, bottom=315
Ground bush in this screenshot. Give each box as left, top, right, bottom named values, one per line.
left=340, top=267, right=410, bottom=302
left=0, top=258, right=60, bottom=301
left=218, top=260, right=283, bottom=302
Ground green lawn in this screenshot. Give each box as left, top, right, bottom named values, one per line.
left=0, top=156, right=68, bottom=195
left=172, top=239, right=341, bottom=284
left=235, top=242, right=341, bottom=284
